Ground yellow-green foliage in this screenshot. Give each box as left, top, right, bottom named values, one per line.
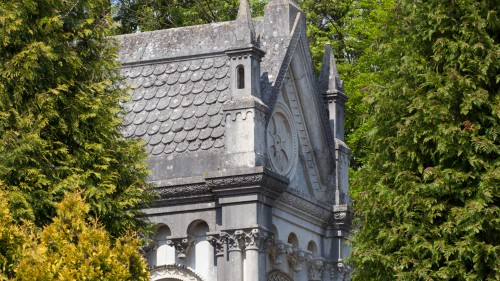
left=0, top=191, right=150, bottom=280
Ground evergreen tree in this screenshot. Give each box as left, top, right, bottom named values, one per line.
left=0, top=0, right=151, bottom=236
left=0, top=191, right=150, bottom=280
left=351, top=0, right=500, bottom=279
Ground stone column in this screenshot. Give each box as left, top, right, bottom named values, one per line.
left=208, top=233, right=226, bottom=281
left=243, top=228, right=272, bottom=281
left=226, top=230, right=245, bottom=281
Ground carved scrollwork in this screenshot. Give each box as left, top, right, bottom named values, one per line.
left=269, top=241, right=292, bottom=266
left=267, top=103, right=298, bottom=177
left=286, top=248, right=312, bottom=272
left=150, top=264, right=205, bottom=281
left=243, top=228, right=273, bottom=252
left=308, top=258, right=325, bottom=281
left=166, top=235, right=194, bottom=258
left=153, top=183, right=210, bottom=198
left=207, top=234, right=225, bottom=256
left=267, top=271, right=294, bottom=281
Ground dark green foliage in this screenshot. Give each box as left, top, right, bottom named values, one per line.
left=113, top=0, right=267, bottom=34
left=351, top=0, right=500, bottom=279
left=0, top=0, right=151, bottom=237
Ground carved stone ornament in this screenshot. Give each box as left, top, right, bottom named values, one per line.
left=308, top=258, right=325, bottom=281
left=267, top=270, right=294, bottom=281
left=267, top=103, right=298, bottom=177
left=268, top=241, right=292, bottom=266
left=150, top=264, right=205, bottom=281
left=166, top=235, right=194, bottom=258
left=244, top=228, right=273, bottom=252
left=207, top=234, right=225, bottom=256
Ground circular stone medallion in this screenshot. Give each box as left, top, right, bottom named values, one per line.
left=267, top=104, right=297, bottom=177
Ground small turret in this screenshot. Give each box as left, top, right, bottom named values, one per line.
left=319, top=43, right=348, bottom=141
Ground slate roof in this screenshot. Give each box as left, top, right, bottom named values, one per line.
left=120, top=56, right=230, bottom=155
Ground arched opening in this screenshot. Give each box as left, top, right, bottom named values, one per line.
left=287, top=232, right=299, bottom=248
left=271, top=224, right=279, bottom=241
left=186, top=220, right=212, bottom=279
left=154, top=224, right=173, bottom=266
left=237, top=65, right=245, bottom=89
left=307, top=240, right=318, bottom=256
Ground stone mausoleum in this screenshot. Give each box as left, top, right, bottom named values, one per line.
left=116, top=0, right=351, bottom=280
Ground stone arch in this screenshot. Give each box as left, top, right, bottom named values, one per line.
left=237, top=64, right=245, bottom=89
left=307, top=240, right=318, bottom=256
left=150, top=264, right=205, bottom=281
left=271, top=224, right=279, bottom=241
left=287, top=232, right=299, bottom=248
left=185, top=220, right=212, bottom=279
left=267, top=270, right=294, bottom=281
left=152, top=224, right=174, bottom=267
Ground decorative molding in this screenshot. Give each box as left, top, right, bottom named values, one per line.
left=166, top=235, right=194, bottom=258
left=307, top=258, right=325, bottom=281
left=150, top=264, right=205, bottom=281
left=267, top=270, right=294, bottom=281
left=153, top=183, right=211, bottom=199
left=278, top=191, right=332, bottom=222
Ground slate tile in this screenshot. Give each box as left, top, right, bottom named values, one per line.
left=122, top=112, right=135, bottom=126
left=169, top=96, right=182, bottom=109
left=164, top=142, right=177, bottom=154
left=159, top=119, right=173, bottom=133
left=170, top=107, right=184, bottom=121
left=151, top=143, right=165, bottom=155
left=156, top=84, right=170, bottom=98
left=198, top=127, right=213, bottom=140
left=132, top=88, right=146, bottom=101
left=154, top=73, right=168, bottom=86
left=191, top=69, right=204, bottom=82
left=123, top=124, right=137, bottom=138
left=177, top=61, right=190, bottom=73
left=201, top=58, right=214, bottom=70
left=132, top=99, right=147, bottom=113
left=142, top=76, right=156, bottom=88
left=174, top=130, right=187, bottom=142
left=166, top=72, right=180, bottom=85
left=175, top=141, right=189, bottom=153
left=192, top=80, right=206, bottom=94
left=213, top=57, right=226, bottom=68
left=143, top=86, right=158, bottom=100
left=205, top=91, right=219, bottom=104
left=207, top=103, right=222, bottom=116
left=167, top=83, right=181, bottom=97
left=202, top=67, right=216, bottom=81
left=194, top=104, right=209, bottom=118
left=135, top=123, right=148, bottom=136
left=122, top=101, right=133, bottom=113
left=141, top=65, right=155, bottom=77
left=178, top=70, right=192, bottom=84
left=196, top=115, right=210, bottom=129
left=153, top=64, right=166, bottom=75
left=144, top=143, right=154, bottom=154
left=215, top=66, right=229, bottom=79
left=204, top=80, right=217, bottom=93
left=172, top=119, right=186, bottom=133
left=193, top=92, right=207, bottom=106
left=183, top=116, right=197, bottom=130
left=120, top=67, right=131, bottom=78
left=186, top=129, right=200, bottom=141
left=165, top=62, right=178, bottom=74
left=145, top=98, right=159, bottom=111
left=129, top=66, right=143, bottom=78
left=211, top=126, right=224, bottom=138
left=130, top=76, right=144, bottom=89
left=218, top=88, right=230, bottom=102
left=188, top=139, right=202, bottom=151
left=162, top=131, right=175, bottom=144
left=201, top=138, right=215, bottom=150
left=216, top=79, right=229, bottom=91
left=208, top=114, right=223, bottom=128
left=189, top=59, right=203, bottom=71
left=145, top=110, right=161, bottom=123
left=147, top=121, right=161, bottom=135
left=133, top=111, right=148, bottom=125
left=157, top=96, right=171, bottom=110
left=179, top=81, right=194, bottom=95
left=214, top=137, right=225, bottom=148
left=157, top=109, right=172, bottom=122
left=149, top=131, right=163, bottom=145
left=181, top=94, right=195, bottom=108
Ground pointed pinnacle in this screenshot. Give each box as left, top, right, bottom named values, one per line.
left=236, top=0, right=256, bottom=45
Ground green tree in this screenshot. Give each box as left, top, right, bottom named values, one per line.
left=0, top=0, right=151, bottom=236
left=0, top=190, right=150, bottom=280
left=350, top=0, right=500, bottom=280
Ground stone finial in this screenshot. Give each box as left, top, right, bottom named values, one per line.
left=236, top=0, right=257, bottom=46
left=319, top=43, right=344, bottom=95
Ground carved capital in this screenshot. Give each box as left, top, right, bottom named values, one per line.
left=207, top=234, right=225, bottom=256
left=166, top=235, right=194, bottom=258
left=330, top=204, right=353, bottom=230
left=287, top=248, right=312, bottom=272
left=269, top=241, right=292, bottom=266
left=307, top=258, right=325, bottom=281
left=323, top=260, right=351, bottom=281
left=243, top=228, right=273, bottom=252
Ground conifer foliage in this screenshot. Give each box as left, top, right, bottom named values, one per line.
left=351, top=0, right=500, bottom=280
left=0, top=0, right=151, bottom=236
